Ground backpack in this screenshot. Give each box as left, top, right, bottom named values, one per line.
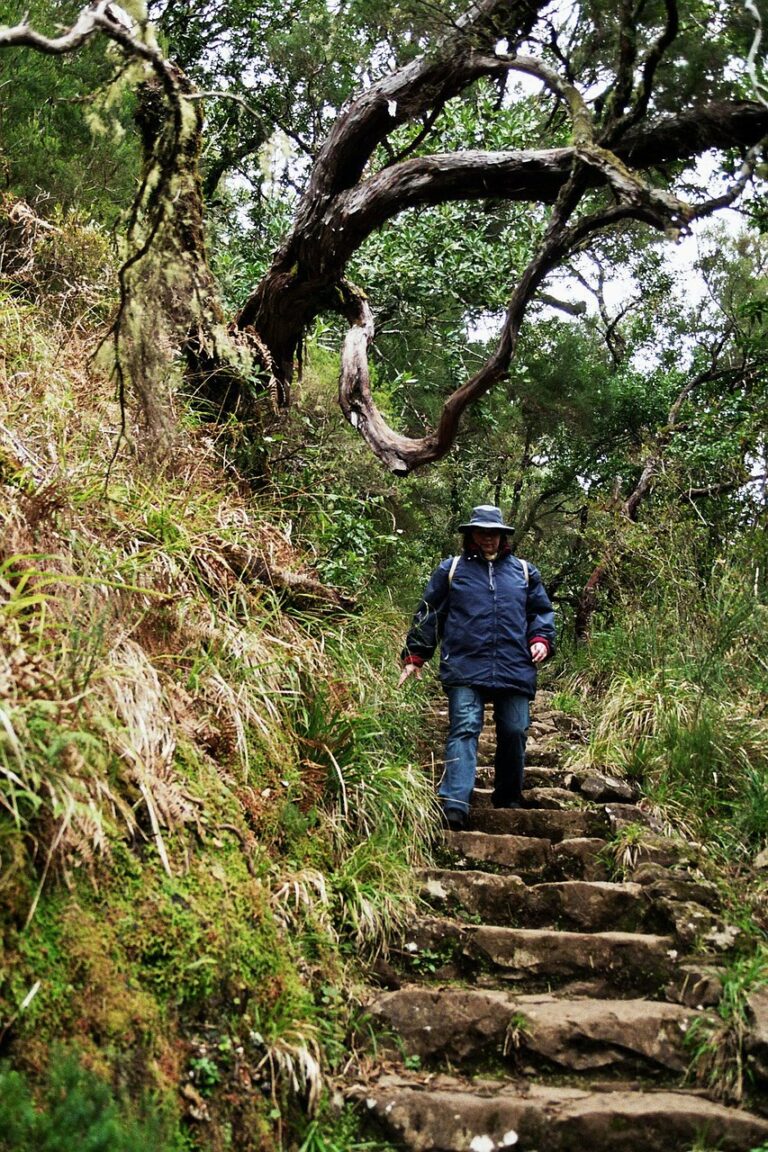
left=448, top=554, right=529, bottom=587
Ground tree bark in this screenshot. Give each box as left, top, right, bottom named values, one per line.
left=232, top=84, right=768, bottom=471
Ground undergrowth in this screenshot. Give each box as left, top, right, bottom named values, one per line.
left=0, top=224, right=436, bottom=1150
left=563, top=519, right=768, bottom=867
left=0, top=1051, right=184, bottom=1152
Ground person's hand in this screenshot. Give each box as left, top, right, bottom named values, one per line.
left=397, top=662, right=422, bottom=688
left=530, top=641, right=548, bottom=664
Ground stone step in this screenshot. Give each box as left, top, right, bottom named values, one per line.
left=446, top=831, right=611, bottom=882
left=476, top=737, right=562, bottom=766
left=399, top=918, right=678, bottom=995
left=551, top=837, right=613, bottom=881
left=419, top=872, right=664, bottom=933
left=443, top=832, right=554, bottom=881
left=469, top=806, right=609, bottom=840
left=368, top=986, right=707, bottom=1075
left=467, top=924, right=677, bottom=995
left=358, top=1074, right=768, bottom=1152
left=471, top=785, right=587, bottom=811
left=474, top=765, right=641, bottom=804
left=476, top=764, right=570, bottom=788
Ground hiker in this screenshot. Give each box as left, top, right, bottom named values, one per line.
left=398, top=505, right=556, bottom=831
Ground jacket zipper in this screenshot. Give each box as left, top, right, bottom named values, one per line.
left=488, top=559, right=497, bottom=685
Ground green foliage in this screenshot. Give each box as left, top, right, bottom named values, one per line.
left=0, top=280, right=438, bottom=1149
left=296, top=1108, right=398, bottom=1152
left=603, top=822, right=649, bottom=879
left=566, top=520, right=768, bottom=860
left=686, top=947, right=768, bottom=1104
left=3, top=7, right=768, bottom=1148
left=0, top=1052, right=181, bottom=1151
left=0, top=0, right=140, bottom=223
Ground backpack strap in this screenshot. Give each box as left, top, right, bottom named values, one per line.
left=447, top=554, right=461, bottom=587
left=520, top=558, right=529, bottom=586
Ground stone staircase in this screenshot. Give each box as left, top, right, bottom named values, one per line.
left=352, top=694, right=768, bottom=1152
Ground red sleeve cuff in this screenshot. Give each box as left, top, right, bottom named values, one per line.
left=530, top=637, right=551, bottom=654
left=403, top=654, right=425, bottom=667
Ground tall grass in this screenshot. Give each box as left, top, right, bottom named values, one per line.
left=565, top=520, right=768, bottom=863
left=0, top=280, right=436, bottom=1147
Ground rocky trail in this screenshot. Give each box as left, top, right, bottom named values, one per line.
left=351, top=693, right=768, bottom=1152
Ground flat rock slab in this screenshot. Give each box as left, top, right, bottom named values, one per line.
left=578, top=772, right=639, bottom=803
left=523, top=879, right=650, bottom=932
left=471, top=808, right=608, bottom=841
left=550, top=837, right=612, bottom=881
left=476, top=739, right=562, bottom=767
left=746, top=986, right=768, bottom=1081
left=471, top=786, right=585, bottom=812
left=368, top=987, right=705, bottom=1073
left=358, top=1075, right=768, bottom=1152
left=475, top=765, right=572, bottom=789
left=420, top=872, right=651, bottom=932
left=517, top=994, right=699, bottom=1072
left=466, top=925, right=677, bottom=993
left=448, top=833, right=553, bottom=878
left=420, top=870, right=529, bottom=923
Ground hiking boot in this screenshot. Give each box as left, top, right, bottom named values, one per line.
left=442, top=809, right=468, bottom=832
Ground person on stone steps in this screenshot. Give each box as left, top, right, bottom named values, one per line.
left=398, top=505, right=556, bottom=832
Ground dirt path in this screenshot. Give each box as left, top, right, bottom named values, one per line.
left=352, top=693, right=768, bottom=1151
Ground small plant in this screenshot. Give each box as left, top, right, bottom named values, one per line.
left=503, top=1012, right=531, bottom=1057
left=549, top=690, right=584, bottom=718
left=296, top=1110, right=399, bottom=1152
left=685, top=947, right=768, bottom=1103
left=605, top=822, right=647, bottom=877
left=187, top=1053, right=221, bottom=1094
left=400, top=939, right=459, bottom=976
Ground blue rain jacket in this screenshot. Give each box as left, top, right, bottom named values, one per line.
left=402, top=551, right=556, bottom=697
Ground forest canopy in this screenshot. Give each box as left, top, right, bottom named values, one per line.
left=1, top=0, right=767, bottom=476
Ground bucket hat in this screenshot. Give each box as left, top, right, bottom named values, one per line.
left=457, top=505, right=514, bottom=532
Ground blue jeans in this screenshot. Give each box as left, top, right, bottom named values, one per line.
left=439, top=685, right=530, bottom=815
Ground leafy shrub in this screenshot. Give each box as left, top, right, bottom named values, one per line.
left=0, top=1053, right=180, bottom=1151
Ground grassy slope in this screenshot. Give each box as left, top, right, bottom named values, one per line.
left=3, top=201, right=768, bottom=1148
left=0, top=234, right=436, bottom=1149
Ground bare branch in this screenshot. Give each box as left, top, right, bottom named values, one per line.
left=603, top=0, right=679, bottom=144
left=604, top=0, right=639, bottom=122
left=538, top=292, right=587, bottom=316
left=0, top=2, right=167, bottom=75
left=0, top=1, right=113, bottom=53
left=746, top=0, right=768, bottom=109
left=686, top=138, right=768, bottom=220
left=686, top=473, right=768, bottom=498
left=187, top=90, right=314, bottom=158
left=485, top=52, right=595, bottom=143
left=384, top=107, right=442, bottom=168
